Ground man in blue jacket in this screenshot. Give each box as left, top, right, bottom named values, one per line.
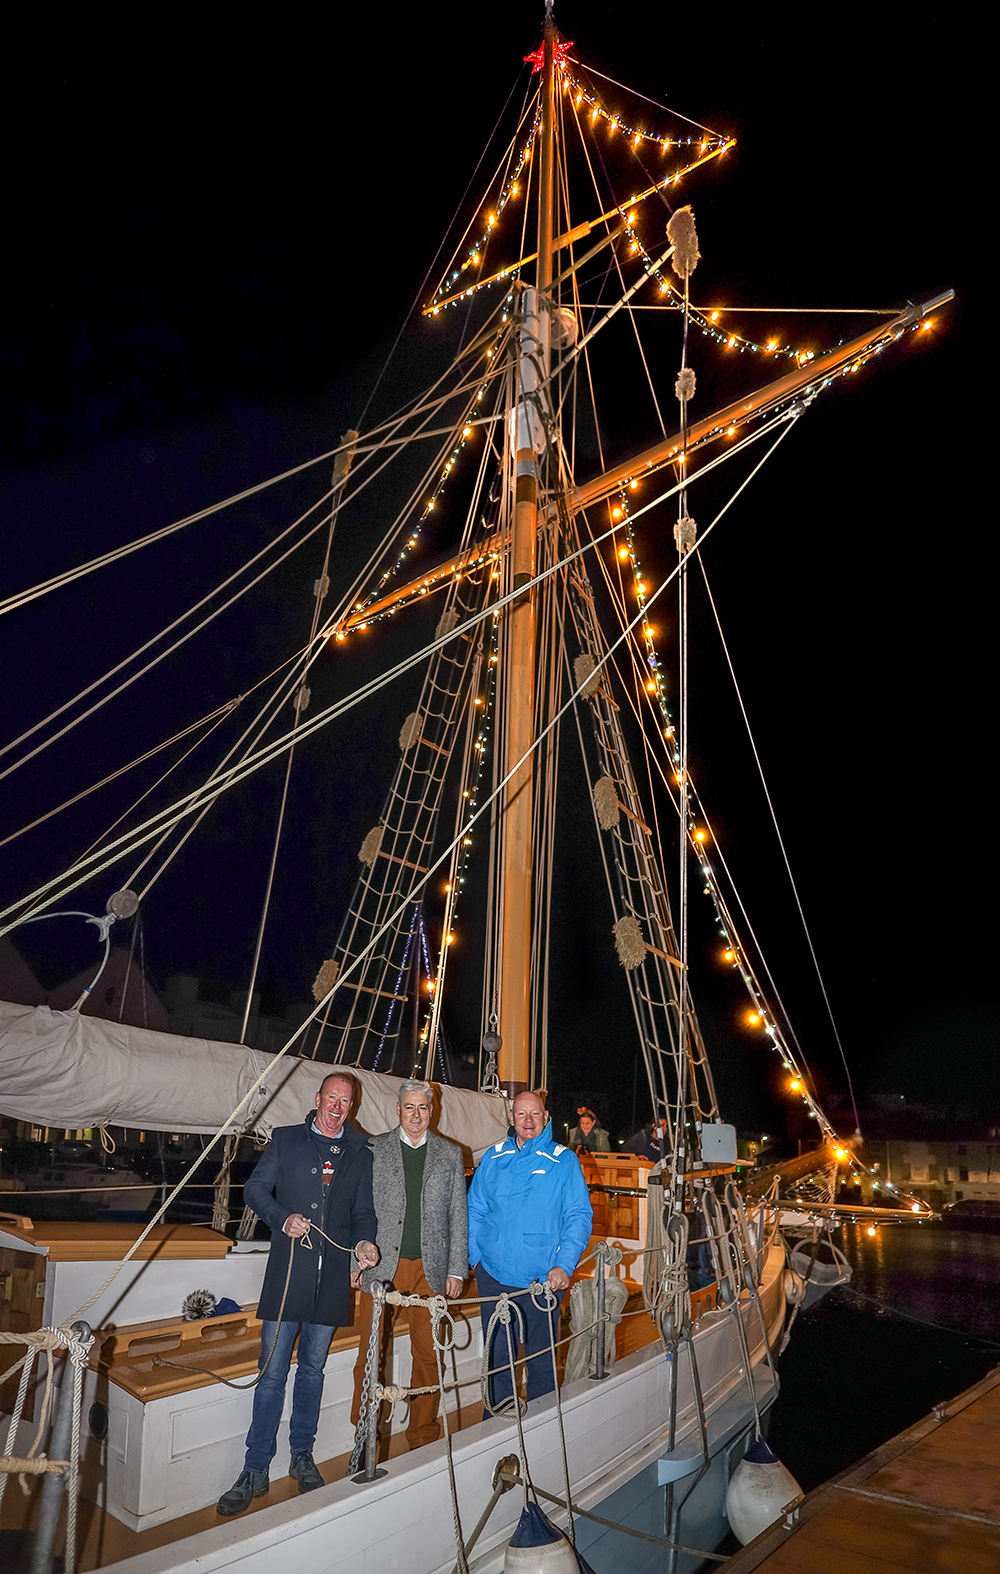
left=468, top=1090, right=592, bottom=1413
left=216, top=1072, right=378, bottom=1515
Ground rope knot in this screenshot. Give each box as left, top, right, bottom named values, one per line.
left=529, top=1280, right=558, bottom=1312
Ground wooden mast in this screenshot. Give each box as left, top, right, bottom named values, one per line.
left=498, top=6, right=556, bottom=1094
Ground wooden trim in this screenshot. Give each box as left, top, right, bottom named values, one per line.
left=375, top=849, right=430, bottom=873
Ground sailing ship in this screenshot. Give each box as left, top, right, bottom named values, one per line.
left=0, top=7, right=949, bottom=1571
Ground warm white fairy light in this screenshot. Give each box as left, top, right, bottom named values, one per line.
left=430, top=111, right=541, bottom=308
left=612, top=483, right=839, bottom=1139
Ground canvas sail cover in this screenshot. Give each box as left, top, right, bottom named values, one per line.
left=0, top=1002, right=508, bottom=1163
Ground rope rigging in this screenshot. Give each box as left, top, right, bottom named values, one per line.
left=0, top=413, right=797, bottom=940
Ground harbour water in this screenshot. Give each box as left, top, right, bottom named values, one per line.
left=768, top=1219, right=1000, bottom=1492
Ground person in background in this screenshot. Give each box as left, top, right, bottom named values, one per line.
left=216, top=1072, right=378, bottom=1515
left=350, top=1079, right=467, bottom=1452
left=468, top=1090, right=592, bottom=1413
left=567, top=1107, right=610, bottom=1153
left=623, top=1114, right=669, bottom=1162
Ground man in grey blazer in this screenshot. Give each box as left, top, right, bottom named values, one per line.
left=350, top=1079, right=468, bottom=1450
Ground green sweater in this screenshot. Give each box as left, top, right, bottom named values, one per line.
left=399, top=1140, right=427, bottom=1260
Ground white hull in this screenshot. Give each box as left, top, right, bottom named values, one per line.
left=79, top=1243, right=784, bottom=1574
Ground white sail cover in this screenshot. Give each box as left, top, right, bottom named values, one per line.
left=0, top=1002, right=509, bottom=1163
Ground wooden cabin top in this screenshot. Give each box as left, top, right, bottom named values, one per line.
left=0, top=1218, right=230, bottom=1261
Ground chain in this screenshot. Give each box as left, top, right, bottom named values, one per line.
left=347, top=1281, right=385, bottom=1478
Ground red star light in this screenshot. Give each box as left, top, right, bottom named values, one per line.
left=524, top=40, right=573, bottom=73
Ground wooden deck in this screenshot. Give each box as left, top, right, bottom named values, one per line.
left=0, top=1286, right=662, bottom=1570
left=718, top=1366, right=1000, bottom=1574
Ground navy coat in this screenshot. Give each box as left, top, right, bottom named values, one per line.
left=245, top=1112, right=377, bottom=1328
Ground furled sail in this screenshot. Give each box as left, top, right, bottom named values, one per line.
left=0, top=1001, right=508, bottom=1162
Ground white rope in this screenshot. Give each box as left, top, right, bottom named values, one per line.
left=430, top=1299, right=469, bottom=1574
left=0, top=496, right=335, bottom=781
left=65, top=1335, right=88, bottom=1574
left=0, top=1345, right=36, bottom=1509
left=0, top=445, right=362, bottom=619
left=540, top=1282, right=575, bottom=1545
left=1, top=411, right=795, bottom=937
left=697, top=555, right=862, bottom=1132
left=0, top=701, right=240, bottom=853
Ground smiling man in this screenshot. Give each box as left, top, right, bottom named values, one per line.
left=468, top=1090, right=592, bottom=1414
left=216, top=1071, right=378, bottom=1515
left=350, top=1078, right=468, bottom=1452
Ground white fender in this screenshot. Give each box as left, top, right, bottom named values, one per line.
left=503, top=1543, right=579, bottom=1572
left=504, top=1501, right=580, bottom=1571
left=782, top=1267, right=806, bottom=1306
left=725, top=1436, right=802, bottom=1546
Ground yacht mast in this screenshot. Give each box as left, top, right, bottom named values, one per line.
left=498, top=4, right=556, bottom=1094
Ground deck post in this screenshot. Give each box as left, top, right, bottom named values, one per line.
left=590, top=1241, right=609, bottom=1381
left=28, top=1321, right=92, bottom=1574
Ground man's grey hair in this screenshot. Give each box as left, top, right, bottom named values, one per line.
left=397, top=1078, right=433, bottom=1107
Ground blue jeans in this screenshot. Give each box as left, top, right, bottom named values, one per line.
left=476, top=1265, right=563, bottom=1410
left=244, top=1321, right=334, bottom=1471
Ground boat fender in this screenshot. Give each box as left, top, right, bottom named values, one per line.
left=503, top=1501, right=597, bottom=1572
left=725, top=1436, right=802, bottom=1546
left=782, top=1267, right=806, bottom=1306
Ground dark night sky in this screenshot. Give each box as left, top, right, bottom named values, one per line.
left=0, top=6, right=981, bottom=1139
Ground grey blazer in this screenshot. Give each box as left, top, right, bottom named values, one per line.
left=362, top=1128, right=468, bottom=1295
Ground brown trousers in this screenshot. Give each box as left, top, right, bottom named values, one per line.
left=350, top=1257, right=441, bottom=1451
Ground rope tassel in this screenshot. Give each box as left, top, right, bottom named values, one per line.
left=613, top=914, right=648, bottom=969
left=312, top=957, right=339, bottom=1001
left=573, top=652, right=600, bottom=699
left=667, top=206, right=700, bottom=280
left=359, top=824, right=384, bottom=865
left=399, top=711, right=422, bottom=751
left=435, top=606, right=459, bottom=640
left=593, top=776, right=620, bottom=829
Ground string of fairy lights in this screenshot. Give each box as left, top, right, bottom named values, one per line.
left=610, top=483, right=929, bottom=1215
left=562, top=67, right=728, bottom=158
left=611, top=483, right=836, bottom=1140
left=431, top=112, right=541, bottom=306
left=334, top=422, right=481, bottom=636
left=413, top=583, right=502, bottom=1061
left=332, top=314, right=514, bottom=639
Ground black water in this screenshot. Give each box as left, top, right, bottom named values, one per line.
left=767, top=1220, right=1000, bottom=1491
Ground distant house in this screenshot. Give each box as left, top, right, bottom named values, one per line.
left=163, top=973, right=320, bottom=1054
left=0, top=938, right=169, bottom=1033
left=881, top=1137, right=1000, bottom=1210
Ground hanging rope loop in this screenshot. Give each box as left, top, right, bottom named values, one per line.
left=528, top=1279, right=557, bottom=1313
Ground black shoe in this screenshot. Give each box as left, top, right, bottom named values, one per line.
left=289, top=1450, right=324, bottom=1492
left=216, top=1468, right=269, bottom=1516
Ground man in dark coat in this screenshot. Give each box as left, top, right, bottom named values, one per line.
left=216, top=1072, right=378, bottom=1515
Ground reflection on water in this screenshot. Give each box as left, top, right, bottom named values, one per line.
left=846, top=1218, right=1000, bottom=1340
left=767, top=1221, right=1000, bottom=1491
